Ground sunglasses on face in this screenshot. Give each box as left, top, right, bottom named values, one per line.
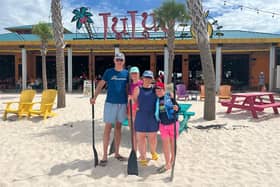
left=115, top=58, right=124, bottom=62
left=155, top=87, right=163, bottom=90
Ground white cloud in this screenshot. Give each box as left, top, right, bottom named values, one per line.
left=0, top=0, right=280, bottom=35
left=0, top=0, right=51, bottom=33
left=203, top=0, right=280, bottom=33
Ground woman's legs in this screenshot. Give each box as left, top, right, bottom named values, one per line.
left=147, top=132, right=158, bottom=160
left=137, top=132, right=147, bottom=161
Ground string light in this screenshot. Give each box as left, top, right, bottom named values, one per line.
left=223, top=0, right=280, bottom=18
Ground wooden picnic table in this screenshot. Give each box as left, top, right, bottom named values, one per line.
left=221, top=92, right=280, bottom=118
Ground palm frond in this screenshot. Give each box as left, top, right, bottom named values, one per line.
left=76, top=21, right=82, bottom=29
left=71, top=15, right=79, bottom=22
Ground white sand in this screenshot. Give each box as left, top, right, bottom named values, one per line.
left=1, top=93, right=280, bottom=187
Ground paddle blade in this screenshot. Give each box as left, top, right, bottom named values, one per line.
left=109, top=138, right=115, bottom=155
left=93, top=148, right=99, bottom=167
left=127, top=150, right=138, bottom=175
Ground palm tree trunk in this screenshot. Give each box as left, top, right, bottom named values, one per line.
left=41, top=43, right=48, bottom=90
left=51, top=0, right=66, bottom=108
left=187, top=0, right=216, bottom=120
left=42, top=52, right=48, bottom=90
left=167, top=23, right=175, bottom=84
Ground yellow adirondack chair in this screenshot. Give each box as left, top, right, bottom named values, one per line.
left=28, top=89, right=57, bottom=120
left=3, top=89, right=36, bottom=120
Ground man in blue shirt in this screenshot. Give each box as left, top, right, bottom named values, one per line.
left=90, top=52, right=128, bottom=166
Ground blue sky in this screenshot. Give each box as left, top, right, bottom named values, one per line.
left=0, top=0, right=280, bottom=34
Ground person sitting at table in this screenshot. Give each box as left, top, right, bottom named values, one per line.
left=16, top=77, right=22, bottom=92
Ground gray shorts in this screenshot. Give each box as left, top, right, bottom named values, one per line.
left=103, top=102, right=127, bottom=124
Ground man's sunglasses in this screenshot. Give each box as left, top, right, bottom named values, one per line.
left=115, top=58, right=124, bottom=62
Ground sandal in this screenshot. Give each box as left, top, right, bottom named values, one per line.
left=151, top=152, right=159, bottom=161
left=139, top=159, right=148, bottom=166
left=115, top=155, right=127, bottom=161
left=157, top=166, right=169, bottom=173
left=156, top=165, right=165, bottom=172
left=99, top=160, right=108, bottom=167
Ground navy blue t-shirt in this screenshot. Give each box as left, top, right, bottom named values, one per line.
left=102, top=68, right=128, bottom=104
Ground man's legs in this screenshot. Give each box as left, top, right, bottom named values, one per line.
left=114, top=121, right=122, bottom=157
left=113, top=104, right=127, bottom=160
left=102, top=123, right=112, bottom=161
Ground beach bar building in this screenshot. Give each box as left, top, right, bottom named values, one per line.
left=1, top=23, right=280, bottom=92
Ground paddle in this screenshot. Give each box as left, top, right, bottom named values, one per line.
left=127, top=66, right=138, bottom=175
left=170, top=72, right=177, bottom=181
left=109, top=139, right=115, bottom=155
left=91, top=49, right=98, bottom=167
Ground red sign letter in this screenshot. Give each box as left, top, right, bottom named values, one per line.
left=99, top=13, right=111, bottom=39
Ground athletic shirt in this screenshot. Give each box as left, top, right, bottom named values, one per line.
left=129, top=80, right=143, bottom=95
left=102, top=68, right=128, bottom=104
left=155, top=93, right=179, bottom=125
left=158, top=96, right=176, bottom=124
left=134, top=87, right=158, bottom=132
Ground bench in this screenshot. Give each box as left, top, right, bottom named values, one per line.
left=221, top=100, right=280, bottom=118
left=221, top=101, right=265, bottom=112
left=220, top=101, right=231, bottom=106
left=254, top=102, right=280, bottom=109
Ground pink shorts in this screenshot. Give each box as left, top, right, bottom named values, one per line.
left=159, top=121, right=179, bottom=139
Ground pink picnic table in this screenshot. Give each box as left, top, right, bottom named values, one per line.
left=221, top=92, right=280, bottom=118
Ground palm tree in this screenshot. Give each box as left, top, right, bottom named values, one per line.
left=32, top=22, right=53, bottom=90
left=154, top=0, right=189, bottom=84
left=71, top=7, right=94, bottom=39
left=187, top=0, right=216, bottom=120
left=51, top=0, right=66, bottom=108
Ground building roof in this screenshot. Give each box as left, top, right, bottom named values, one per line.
left=0, top=30, right=280, bottom=42
left=5, top=24, right=72, bottom=34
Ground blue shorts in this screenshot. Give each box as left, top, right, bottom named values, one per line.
left=103, top=102, right=127, bottom=124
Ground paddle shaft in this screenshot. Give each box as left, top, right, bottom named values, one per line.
left=127, top=66, right=138, bottom=175
left=91, top=49, right=98, bottom=167
left=128, top=67, right=135, bottom=151
left=170, top=72, right=177, bottom=181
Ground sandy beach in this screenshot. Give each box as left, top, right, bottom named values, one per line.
left=1, top=93, right=280, bottom=186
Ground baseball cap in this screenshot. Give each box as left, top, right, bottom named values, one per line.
left=155, top=82, right=165, bottom=89
left=142, top=70, right=154, bottom=79
left=114, top=52, right=125, bottom=60
left=129, top=66, right=139, bottom=73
